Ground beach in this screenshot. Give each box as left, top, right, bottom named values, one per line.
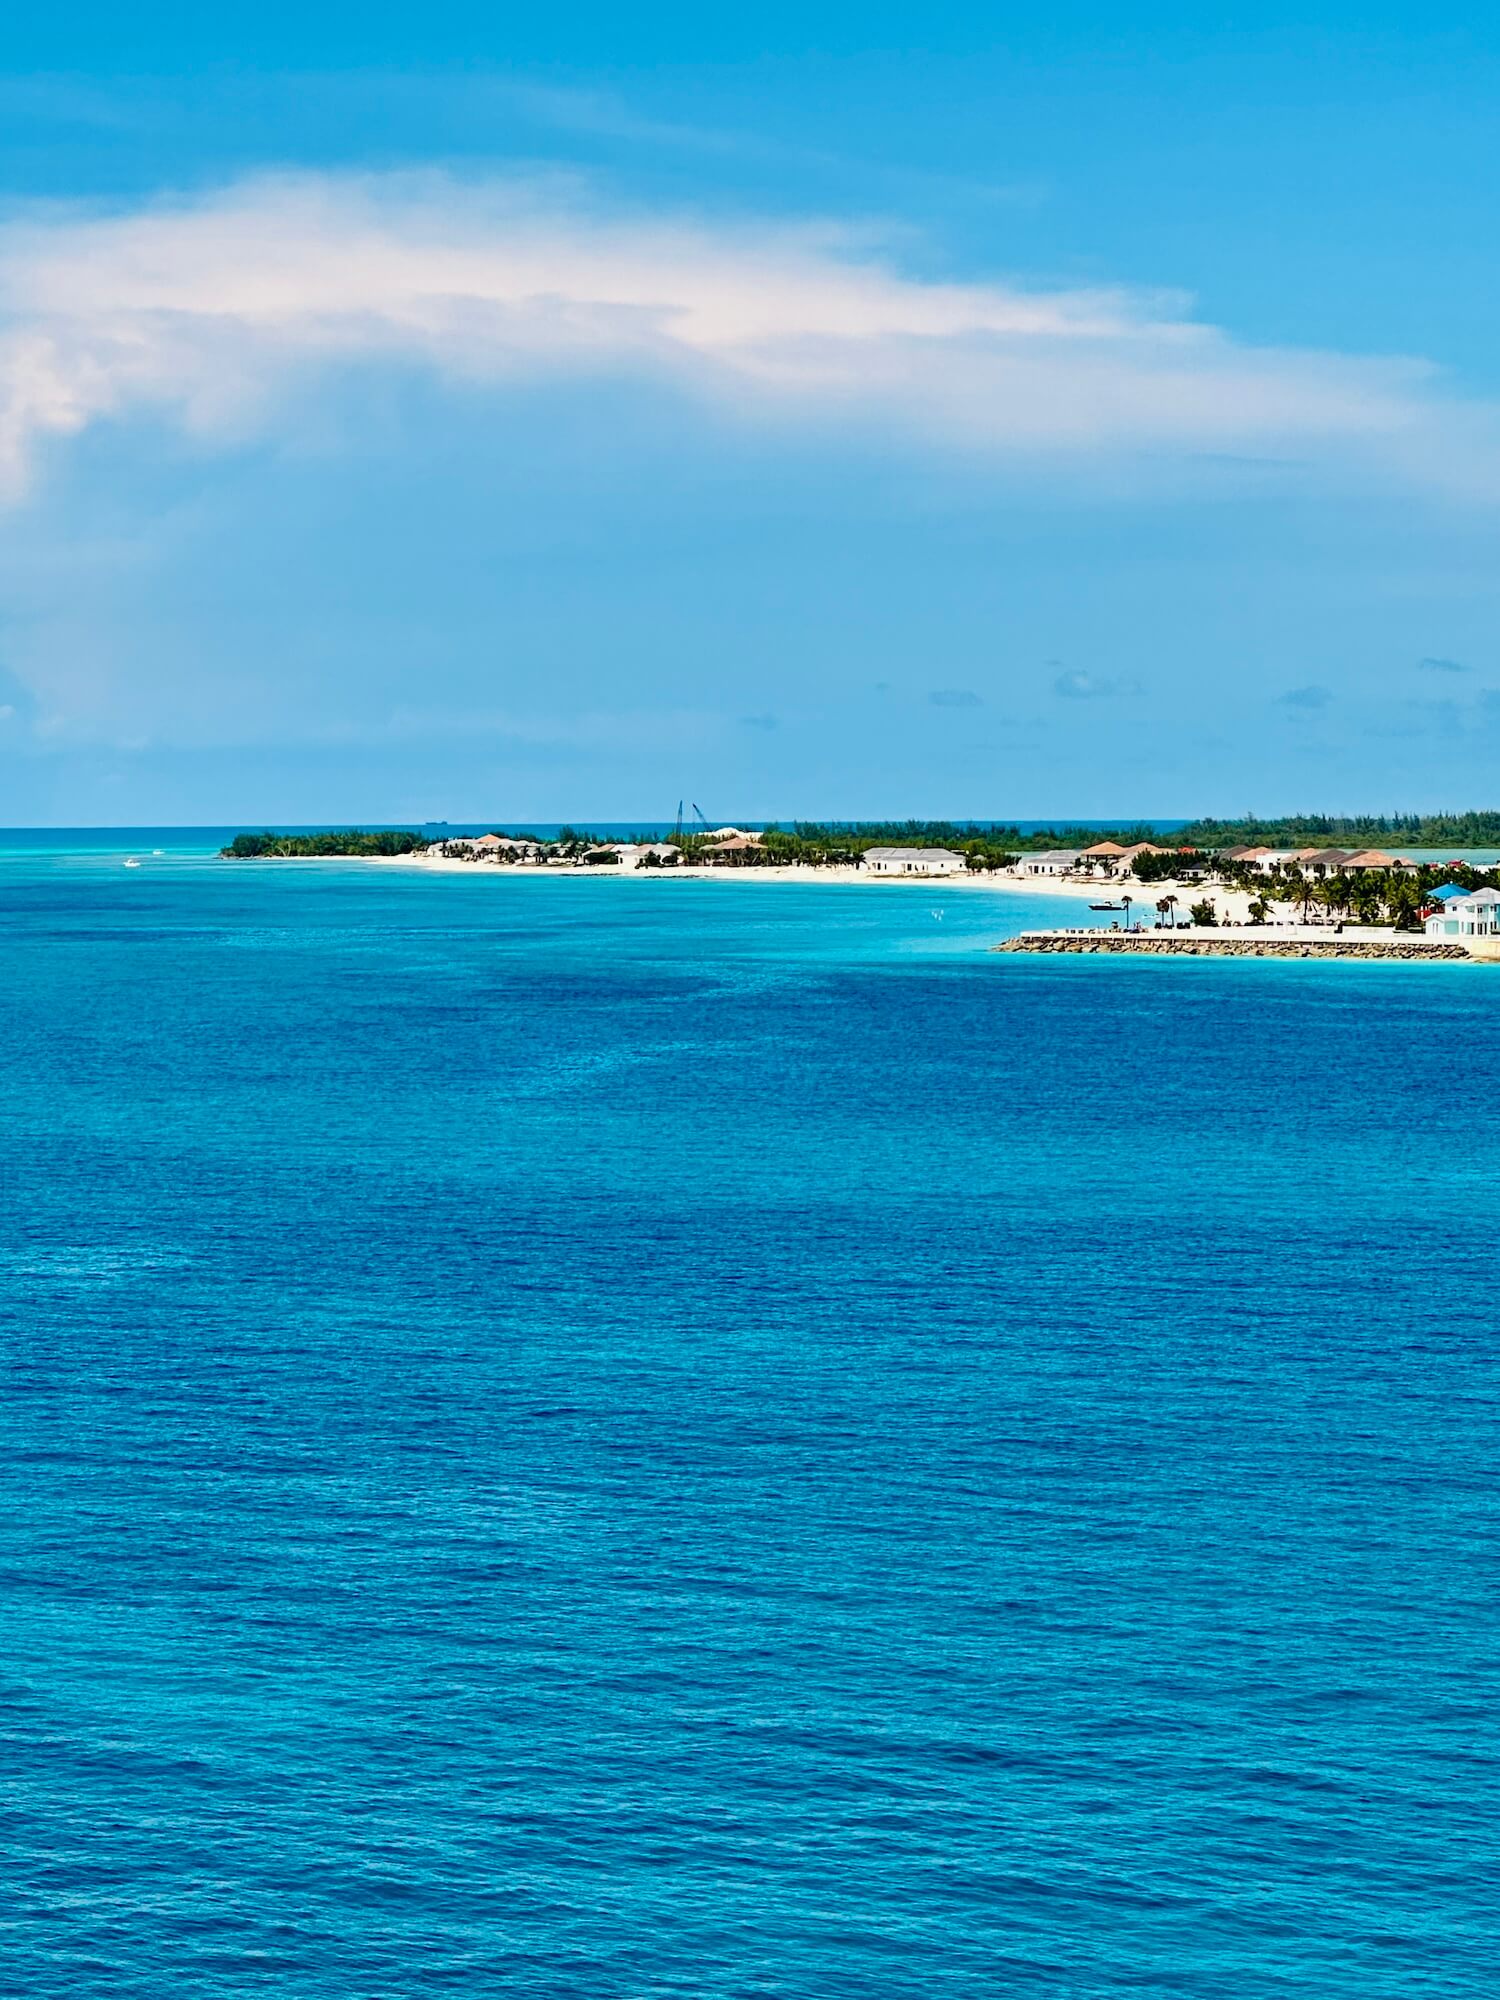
left=374, top=851, right=1270, bottom=919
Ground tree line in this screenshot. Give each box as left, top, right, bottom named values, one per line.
left=222, top=831, right=425, bottom=857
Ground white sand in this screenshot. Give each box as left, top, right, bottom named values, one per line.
left=372, top=853, right=1290, bottom=922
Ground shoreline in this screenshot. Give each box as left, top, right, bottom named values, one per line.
left=368, top=853, right=1272, bottom=921
left=367, top=853, right=1264, bottom=913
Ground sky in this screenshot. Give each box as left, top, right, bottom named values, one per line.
left=4, top=4, right=1500, bottom=823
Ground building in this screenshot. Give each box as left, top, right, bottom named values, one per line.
left=1017, top=850, right=1082, bottom=876
left=1341, top=850, right=1417, bottom=873
left=697, top=835, right=765, bottom=865
left=863, top=846, right=967, bottom=876
left=1080, top=840, right=1128, bottom=868
left=1426, top=886, right=1500, bottom=937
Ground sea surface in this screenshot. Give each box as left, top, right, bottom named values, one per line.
left=3, top=842, right=1497, bottom=1997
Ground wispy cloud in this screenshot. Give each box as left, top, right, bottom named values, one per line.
left=1418, top=654, right=1468, bottom=673
left=1277, top=684, right=1333, bottom=710
left=0, top=168, right=1489, bottom=498
left=1053, top=668, right=1141, bottom=700
left=929, top=687, right=982, bottom=707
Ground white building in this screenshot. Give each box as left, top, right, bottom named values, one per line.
left=1426, top=886, right=1500, bottom=937
left=610, top=843, right=681, bottom=869
left=1018, top=850, right=1082, bottom=876
left=863, top=846, right=967, bottom=876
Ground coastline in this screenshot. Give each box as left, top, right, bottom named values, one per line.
left=367, top=853, right=1292, bottom=925
left=367, top=853, right=1263, bottom=917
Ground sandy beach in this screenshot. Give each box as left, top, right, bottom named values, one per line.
left=372, top=852, right=1269, bottom=921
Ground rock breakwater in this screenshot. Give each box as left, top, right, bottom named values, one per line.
left=996, top=932, right=1475, bottom=961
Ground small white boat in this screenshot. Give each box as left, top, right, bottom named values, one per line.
left=124, top=857, right=141, bottom=868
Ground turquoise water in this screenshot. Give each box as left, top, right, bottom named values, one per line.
left=4, top=848, right=1497, bottom=1996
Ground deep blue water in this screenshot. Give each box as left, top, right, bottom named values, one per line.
left=3, top=849, right=1497, bottom=1997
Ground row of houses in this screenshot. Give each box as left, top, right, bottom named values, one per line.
left=426, top=827, right=768, bottom=869
left=1019, top=842, right=1176, bottom=877
left=1222, top=845, right=1419, bottom=876
left=1017, top=840, right=1424, bottom=881
left=425, top=831, right=981, bottom=875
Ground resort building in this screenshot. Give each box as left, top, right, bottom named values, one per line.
left=698, top=835, right=766, bottom=866
left=1425, top=886, right=1500, bottom=937
left=577, top=842, right=684, bottom=868
left=1080, top=840, right=1128, bottom=867
left=1017, top=850, right=1083, bottom=876
left=1282, top=847, right=1417, bottom=877
left=863, top=846, right=967, bottom=876
left=1342, top=850, right=1417, bottom=873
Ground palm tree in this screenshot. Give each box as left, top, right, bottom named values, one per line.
left=1121, top=892, right=1134, bottom=931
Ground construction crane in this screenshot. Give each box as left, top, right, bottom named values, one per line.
left=671, top=801, right=713, bottom=844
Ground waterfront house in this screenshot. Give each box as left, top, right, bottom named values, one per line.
left=1425, top=886, right=1500, bottom=937
left=1281, top=847, right=1417, bottom=877
left=1287, top=848, right=1356, bottom=877
left=1018, top=850, right=1083, bottom=876
left=1080, top=840, right=1128, bottom=868
left=1426, top=885, right=1500, bottom=936
left=698, top=835, right=765, bottom=866
left=863, top=846, right=967, bottom=876
left=1342, top=849, right=1417, bottom=873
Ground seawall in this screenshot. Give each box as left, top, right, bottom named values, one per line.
left=995, top=931, right=1477, bottom=962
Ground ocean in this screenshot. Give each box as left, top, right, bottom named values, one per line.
left=4, top=841, right=1497, bottom=1996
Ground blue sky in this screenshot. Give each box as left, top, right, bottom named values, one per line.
left=5, top=4, right=1500, bottom=823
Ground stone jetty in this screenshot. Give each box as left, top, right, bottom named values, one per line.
left=995, top=931, right=1476, bottom=962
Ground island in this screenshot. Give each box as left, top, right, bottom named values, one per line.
left=220, top=815, right=1500, bottom=956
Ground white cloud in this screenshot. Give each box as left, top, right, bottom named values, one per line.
left=1053, top=669, right=1143, bottom=700
left=0, top=170, right=1484, bottom=495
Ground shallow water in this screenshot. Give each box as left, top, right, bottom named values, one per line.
left=3, top=850, right=1497, bottom=1996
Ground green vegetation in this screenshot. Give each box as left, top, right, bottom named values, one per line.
left=222, top=830, right=424, bottom=858
left=995, top=810, right=1500, bottom=853
left=1129, top=848, right=1209, bottom=882
left=751, top=822, right=1019, bottom=868
left=1175, top=811, right=1500, bottom=851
